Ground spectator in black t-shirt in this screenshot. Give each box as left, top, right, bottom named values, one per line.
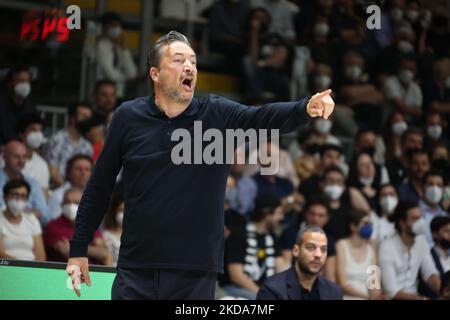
left=0, top=66, right=37, bottom=146
left=243, top=6, right=291, bottom=103
left=222, top=194, right=285, bottom=299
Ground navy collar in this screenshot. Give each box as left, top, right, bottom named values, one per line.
left=287, top=266, right=331, bottom=300
left=148, top=96, right=198, bottom=118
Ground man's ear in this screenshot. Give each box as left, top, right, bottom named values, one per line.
left=292, top=244, right=299, bottom=258
left=149, top=67, right=159, bottom=83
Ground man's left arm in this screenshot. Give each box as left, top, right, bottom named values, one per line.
left=218, top=90, right=334, bottom=133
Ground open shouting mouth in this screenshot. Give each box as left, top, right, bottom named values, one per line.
left=181, top=77, right=193, bottom=91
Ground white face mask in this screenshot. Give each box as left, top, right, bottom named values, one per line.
left=425, top=185, right=443, bottom=204
left=315, top=75, right=332, bottom=91
left=324, top=184, right=344, bottom=200
left=7, top=199, right=27, bottom=216
left=380, top=195, right=398, bottom=214
left=397, top=41, right=414, bottom=54
left=427, top=125, right=442, bottom=139
left=14, top=82, right=31, bottom=98
left=406, top=10, right=419, bottom=22
left=107, top=26, right=122, bottom=39
left=345, top=65, right=362, bottom=82
left=390, top=8, right=403, bottom=21
left=399, top=69, right=414, bottom=84
left=62, top=203, right=78, bottom=222
left=314, top=23, right=329, bottom=37
left=26, top=131, right=44, bottom=149
left=412, top=217, right=427, bottom=236
left=392, top=121, right=408, bottom=136
left=116, top=211, right=124, bottom=225
left=359, top=176, right=374, bottom=187
left=314, top=118, right=332, bottom=134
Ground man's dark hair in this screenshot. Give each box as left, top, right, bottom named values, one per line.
left=430, top=216, right=450, bottom=235
left=6, top=66, right=31, bottom=83
left=65, top=154, right=94, bottom=179
left=345, top=209, right=369, bottom=236
left=389, top=201, right=419, bottom=232
left=321, top=165, right=345, bottom=181
left=146, top=31, right=191, bottom=80
left=68, top=102, right=93, bottom=119
left=406, top=148, right=428, bottom=163
left=101, top=12, right=122, bottom=27
left=400, top=126, right=423, bottom=145
left=16, top=112, right=44, bottom=134
left=422, top=169, right=445, bottom=186
left=250, top=194, right=281, bottom=222
left=3, top=179, right=31, bottom=198
left=304, top=195, right=330, bottom=216
left=77, top=114, right=104, bottom=136
left=93, top=79, right=116, bottom=94
left=319, top=144, right=343, bottom=158
left=296, top=225, right=326, bottom=247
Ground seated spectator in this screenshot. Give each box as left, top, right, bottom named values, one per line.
left=336, top=209, right=381, bottom=300
left=246, top=141, right=299, bottom=187
left=291, top=129, right=320, bottom=182
left=353, top=127, right=387, bottom=166
left=424, top=9, right=450, bottom=59
left=243, top=6, right=291, bottom=103
left=379, top=201, right=441, bottom=299
left=208, top=0, right=250, bottom=71
left=102, top=184, right=124, bottom=267
left=319, top=166, right=370, bottom=240
left=46, top=154, right=93, bottom=225
left=91, top=79, right=118, bottom=122
left=382, top=111, right=408, bottom=163
left=430, top=216, right=450, bottom=282
left=43, top=102, right=93, bottom=188
left=226, top=149, right=258, bottom=216
left=419, top=170, right=449, bottom=247
left=250, top=0, right=297, bottom=42
left=372, top=184, right=397, bottom=244
left=338, top=51, right=385, bottom=131
left=0, top=66, right=37, bottom=146
left=311, top=117, right=341, bottom=146
left=281, top=195, right=337, bottom=282
left=223, top=175, right=246, bottom=238
left=0, top=179, right=46, bottom=261
left=398, top=149, right=430, bottom=203
left=16, top=113, right=50, bottom=198
left=257, top=225, right=342, bottom=300
left=348, top=152, right=385, bottom=210
left=0, top=140, right=47, bottom=223
left=423, top=58, right=450, bottom=124
left=429, top=142, right=450, bottom=186
left=78, top=114, right=105, bottom=162
left=222, top=194, right=285, bottom=299
left=44, top=188, right=112, bottom=265
left=424, top=111, right=450, bottom=150
left=96, top=12, right=137, bottom=98
left=386, top=126, right=424, bottom=188
left=383, top=56, right=423, bottom=122
left=298, top=144, right=345, bottom=200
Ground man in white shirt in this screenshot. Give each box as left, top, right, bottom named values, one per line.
left=96, top=12, right=137, bottom=98
left=379, top=201, right=441, bottom=299
left=430, top=216, right=450, bottom=279
left=17, top=113, right=50, bottom=198
left=383, top=56, right=423, bottom=121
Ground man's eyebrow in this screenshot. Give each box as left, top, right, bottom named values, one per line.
left=172, top=52, right=196, bottom=58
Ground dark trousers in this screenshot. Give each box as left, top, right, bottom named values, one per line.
left=111, top=268, right=217, bottom=300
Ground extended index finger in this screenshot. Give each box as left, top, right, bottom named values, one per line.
left=314, top=89, right=332, bottom=100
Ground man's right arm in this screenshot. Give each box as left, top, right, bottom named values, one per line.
left=69, top=106, right=126, bottom=258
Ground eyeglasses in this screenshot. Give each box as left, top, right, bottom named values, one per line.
left=7, top=192, right=28, bottom=200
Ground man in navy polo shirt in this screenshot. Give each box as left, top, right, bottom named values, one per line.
left=67, top=31, right=335, bottom=300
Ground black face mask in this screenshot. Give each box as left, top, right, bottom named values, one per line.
left=440, top=239, right=450, bottom=250
left=432, top=159, right=449, bottom=171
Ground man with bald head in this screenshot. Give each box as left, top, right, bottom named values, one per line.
left=0, top=140, right=47, bottom=223
left=257, top=225, right=342, bottom=300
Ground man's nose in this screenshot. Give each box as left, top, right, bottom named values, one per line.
left=184, top=60, right=194, bottom=72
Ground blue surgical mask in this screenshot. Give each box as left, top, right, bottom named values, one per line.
left=359, top=223, right=373, bottom=239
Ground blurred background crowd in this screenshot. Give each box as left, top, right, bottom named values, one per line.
left=0, top=0, right=450, bottom=300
